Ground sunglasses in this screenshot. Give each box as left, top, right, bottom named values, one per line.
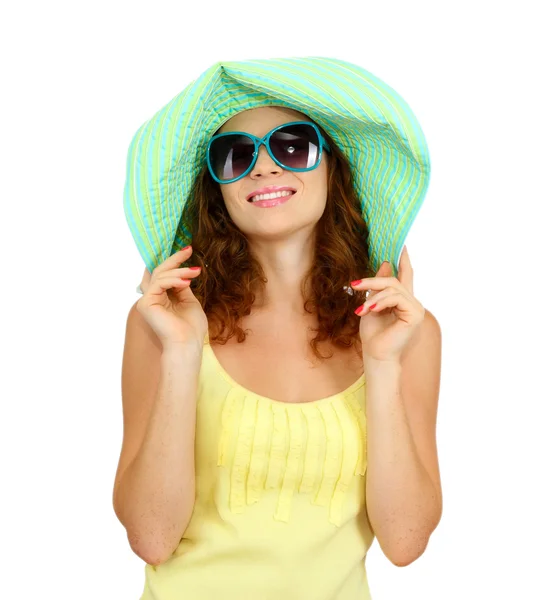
left=206, top=121, right=331, bottom=184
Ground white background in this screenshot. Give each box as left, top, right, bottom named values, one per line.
left=2, top=1, right=553, bottom=599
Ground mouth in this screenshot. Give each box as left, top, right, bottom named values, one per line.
left=246, top=187, right=297, bottom=203
left=248, top=190, right=296, bottom=208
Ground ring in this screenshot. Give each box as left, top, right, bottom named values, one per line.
left=343, top=286, right=371, bottom=298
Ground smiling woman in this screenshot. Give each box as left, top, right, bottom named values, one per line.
left=117, top=56, right=436, bottom=600
left=183, top=104, right=372, bottom=360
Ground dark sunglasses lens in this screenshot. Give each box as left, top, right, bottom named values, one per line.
left=209, top=134, right=255, bottom=181
left=269, top=123, right=320, bottom=170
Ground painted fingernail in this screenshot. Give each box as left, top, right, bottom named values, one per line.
left=182, top=245, right=191, bottom=251
left=189, top=266, right=201, bottom=271
left=351, top=280, right=362, bottom=286
left=354, top=305, right=365, bottom=315
left=369, top=303, right=377, bottom=310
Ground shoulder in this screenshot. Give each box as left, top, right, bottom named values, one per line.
left=422, top=308, right=441, bottom=338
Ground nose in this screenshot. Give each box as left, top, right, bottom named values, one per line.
left=249, top=143, right=283, bottom=178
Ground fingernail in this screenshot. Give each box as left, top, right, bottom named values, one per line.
left=354, top=305, right=364, bottom=315
left=351, top=280, right=362, bottom=286
left=182, top=245, right=191, bottom=251
left=189, top=266, right=201, bottom=271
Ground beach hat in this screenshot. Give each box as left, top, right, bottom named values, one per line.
left=123, top=55, right=431, bottom=284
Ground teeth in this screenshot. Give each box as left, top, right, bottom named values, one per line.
left=251, top=190, right=294, bottom=202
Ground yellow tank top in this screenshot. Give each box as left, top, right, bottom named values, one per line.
left=139, top=335, right=375, bottom=600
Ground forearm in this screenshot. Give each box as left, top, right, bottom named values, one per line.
left=364, top=358, right=440, bottom=565
left=116, top=344, right=202, bottom=564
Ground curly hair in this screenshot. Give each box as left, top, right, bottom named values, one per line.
left=179, top=127, right=375, bottom=362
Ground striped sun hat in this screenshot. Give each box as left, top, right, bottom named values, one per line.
left=123, top=55, right=431, bottom=279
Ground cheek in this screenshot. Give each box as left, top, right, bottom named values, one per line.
left=302, top=165, right=327, bottom=191
left=314, top=160, right=328, bottom=190
left=310, top=170, right=328, bottom=197
left=220, top=185, right=244, bottom=211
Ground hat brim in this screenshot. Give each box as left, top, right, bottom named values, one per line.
left=123, top=56, right=431, bottom=277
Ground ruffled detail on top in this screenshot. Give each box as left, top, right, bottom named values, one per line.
left=216, top=385, right=367, bottom=527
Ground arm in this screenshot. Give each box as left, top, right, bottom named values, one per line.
left=364, top=310, right=443, bottom=566
left=112, top=302, right=203, bottom=566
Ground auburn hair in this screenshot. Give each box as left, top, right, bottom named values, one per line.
left=179, top=126, right=375, bottom=362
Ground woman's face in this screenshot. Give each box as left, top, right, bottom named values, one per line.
left=215, top=106, right=329, bottom=243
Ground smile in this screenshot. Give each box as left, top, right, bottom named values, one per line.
left=249, top=190, right=296, bottom=208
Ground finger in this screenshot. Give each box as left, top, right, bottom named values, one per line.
left=152, top=245, right=194, bottom=277
left=151, top=267, right=202, bottom=283
left=355, top=290, right=407, bottom=317
left=137, top=267, right=151, bottom=294
left=146, top=274, right=194, bottom=299
left=354, top=288, right=390, bottom=316
left=161, top=266, right=204, bottom=279
left=366, top=263, right=390, bottom=299
left=376, top=292, right=425, bottom=325
left=398, top=246, right=414, bottom=294
left=351, top=276, right=402, bottom=291
left=377, top=261, right=394, bottom=276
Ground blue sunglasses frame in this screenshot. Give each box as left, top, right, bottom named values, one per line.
left=206, top=120, right=331, bottom=184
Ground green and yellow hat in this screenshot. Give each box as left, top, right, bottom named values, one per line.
left=123, top=56, right=431, bottom=279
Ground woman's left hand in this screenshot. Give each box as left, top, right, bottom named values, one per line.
left=352, top=246, right=426, bottom=363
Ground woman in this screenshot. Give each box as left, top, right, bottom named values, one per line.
left=113, top=57, right=443, bottom=600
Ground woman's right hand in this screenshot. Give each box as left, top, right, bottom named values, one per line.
left=136, top=246, right=208, bottom=348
